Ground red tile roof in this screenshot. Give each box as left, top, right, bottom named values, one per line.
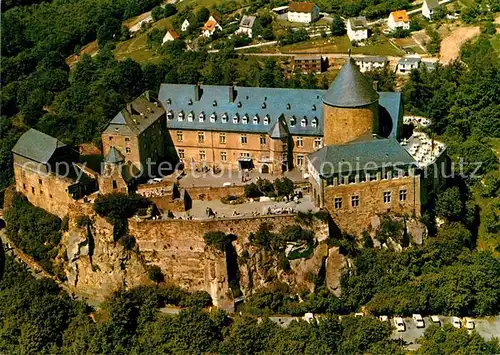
left=390, top=10, right=409, bottom=22
left=167, top=29, right=180, bottom=39
left=288, top=1, right=316, bottom=13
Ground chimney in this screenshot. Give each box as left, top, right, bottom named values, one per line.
left=372, top=80, right=378, bottom=91
left=229, top=85, right=237, bottom=103
left=195, top=83, right=203, bottom=101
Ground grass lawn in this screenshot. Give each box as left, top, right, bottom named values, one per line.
left=279, top=35, right=404, bottom=56
left=459, top=0, right=475, bottom=7
left=115, top=18, right=173, bottom=63
left=491, top=33, right=500, bottom=54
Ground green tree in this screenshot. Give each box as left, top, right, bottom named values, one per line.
left=330, top=15, right=346, bottom=36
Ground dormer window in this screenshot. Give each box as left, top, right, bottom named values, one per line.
left=188, top=99, right=193, bottom=105
left=242, top=114, right=249, bottom=124
left=311, top=117, right=318, bottom=128
left=290, top=117, right=296, bottom=127
left=177, top=111, right=184, bottom=121
left=167, top=98, right=172, bottom=105
left=237, top=101, right=242, bottom=108
left=222, top=113, right=228, bottom=123
left=312, top=104, right=316, bottom=111
left=286, top=103, right=291, bottom=110
left=264, top=115, right=270, bottom=125
left=213, top=100, right=217, bottom=107
left=233, top=113, right=239, bottom=123
left=188, top=111, right=194, bottom=121
left=210, top=112, right=217, bottom=122
left=253, top=115, right=259, bottom=125
left=262, top=102, right=267, bottom=109
left=199, top=112, right=205, bottom=122
left=301, top=117, right=307, bottom=127
left=167, top=111, right=173, bottom=120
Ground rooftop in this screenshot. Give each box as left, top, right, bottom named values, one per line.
left=288, top=1, right=317, bottom=13
left=348, top=16, right=368, bottom=30
left=424, top=0, right=440, bottom=10
left=167, top=29, right=180, bottom=39
left=104, top=91, right=165, bottom=136
left=104, top=147, right=125, bottom=164
left=12, top=128, right=67, bottom=164
left=398, top=56, right=421, bottom=64
left=355, top=56, right=388, bottom=63
left=323, top=57, right=379, bottom=108
left=239, top=15, right=256, bottom=29
left=390, top=10, right=409, bottom=22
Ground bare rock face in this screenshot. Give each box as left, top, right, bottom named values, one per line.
left=325, top=246, right=347, bottom=297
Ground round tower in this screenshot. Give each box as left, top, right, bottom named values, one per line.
left=322, top=57, right=380, bottom=145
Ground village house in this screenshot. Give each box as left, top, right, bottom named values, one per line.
left=287, top=1, right=320, bottom=23
left=387, top=10, right=410, bottom=31
left=162, top=29, right=180, bottom=44
left=397, top=56, right=421, bottom=74
left=235, top=15, right=257, bottom=38
left=202, top=14, right=222, bottom=37
left=354, top=56, right=388, bottom=73
left=422, top=0, right=440, bottom=19
left=292, top=54, right=328, bottom=74
left=347, top=16, right=369, bottom=42
left=181, top=19, right=190, bottom=32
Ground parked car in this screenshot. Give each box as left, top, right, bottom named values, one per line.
left=431, top=315, right=441, bottom=325
left=394, top=317, right=406, bottom=332
left=412, top=314, right=425, bottom=328
left=465, top=317, right=475, bottom=330
left=379, top=315, right=389, bottom=322
left=354, top=312, right=364, bottom=318
left=450, top=316, right=461, bottom=328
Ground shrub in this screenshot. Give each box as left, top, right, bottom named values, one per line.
left=94, top=193, right=151, bottom=223
left=221, top=195, right=245, bottom=204
left=75, top=215, right=91, bottom=228
left=148, top=265, right=164, bottom=283
left=244, top=182, right=261, bottom=198
left=203, top=231, right=235, bottom=251
left=274, top=177, right=294, bottom=197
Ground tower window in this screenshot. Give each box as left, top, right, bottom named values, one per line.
left=296, top=136, right=304, bottom=147
left=399, top=189, right=407, bottom=202
left=351, top=195, right=360, bottom=207
left=334, top=197, right=342, bottom=209
left=384, top=191, right=392, bottom=203
left=112, top=180, right=117, bottom=189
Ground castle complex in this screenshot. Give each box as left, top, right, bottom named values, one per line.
left=11, top=58, right=447, bottom=232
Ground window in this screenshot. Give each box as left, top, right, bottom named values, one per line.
left=253, top=115, right=259, bottom=125
left=167, top=111, right=173, bottom=120
left=240, top=152, right=250, bottom=158
left=178, top=149, right=185, bottom=159
left=125, top=137, right=130, bottom=142
left=199, top=112, right=205, bottom=122
left=290, top=117, right=296, bottom=127
left=109, top=136, right=113, bottom=141
left=241, top=134, right=247, bottom=144
left=296, top=136, right=304, bottom=147
left=314, top=138, right=322, bottom=149
left=177, top=131, right=183, bottom=142
left=38, top=178, right=42, bottom=185
left=370, top=173, right=378, bottom=181
left=39, top=189, right=43, bottom=195
left=178, top=112, right=184, bottom=121
left=221, top=152, right=227, bottom=161
left=297, top=154, right=304, bottom=166
left=311, top=117, right=318, bottom=128
left=126, top=147, right=131, bottom=154
left=351, top=195, right=360, bottom=207
left=384, top=191, right=392, bottom=203
left=260, top=135, right=266, bottom=145
left=198, top=132, right=205, bottom=143
left=399, top=189, right=407, bottom=202
left=334, top=197, right=342, bottom=209
left=312, top=104, right=316, bottom=111
left=242, top=115, right=248, bottom=124
left=348, top=175, right=356, bottom=184
left=22, top=183, right=26, bottom=190
left=301, top=118, right=307, bottom=127
left=264, top=115, right=270, bottom=125
left=222, top=113, right=228, bottom=123
left=210, top=113, right=216, bottom=122
left=112, top=180, right=117, bottom=189
left=219, top=133, right=226, bottom=144
left=188, top=112, right=194, bottom=121
left=31, top=186, right=35, bottom=194
left=233, top=114, right=239, bottom=123
left=199, top=150, right=206, bottom=160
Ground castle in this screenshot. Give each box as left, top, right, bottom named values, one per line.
left=11, top=58, right=447, bottom=232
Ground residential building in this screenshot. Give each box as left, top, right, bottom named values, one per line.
left=235, top=15, right=257, bottom=38
left=287, top=1, right=320, bottom=23
left=421, top=59, right=437, bottom=70
left=347, top=16, right=368, bottom=42
left=387, top=10, right=410, bottom=31
left=162, top=29, right=180, bottom=44
left=354, top=56, right=388, bottom=73
left=422, top=0, right=440, bottom=19
left=292, top=54, right=328, bottom=74
left=397, top=56, right=421, bottom=74
left=181, top=19, right=191, bottom=32
left=202, top=14, right=222, bottom=37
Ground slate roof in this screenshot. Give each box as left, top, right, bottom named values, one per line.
left=239, top=15, right=256, bottom=29
left=308, top=137, right=416, bottom=177
left=323, top=57, right=379, bottom=108
left=158, top=84, right=403, bottom=138
left=12, top=129, right=66, bottom=164
left=424, top=0, right=439, bottom=10
left=105, top=147, right=125, bottom=164
left=288, top=1, right=317, bottom=13
left=104, top=91, right=165, bottom=136
left=398, top=56, right=421, bottom=65
left=348, top=16, right=368, bottom=30
left=355, top=56, right=388, bottom=63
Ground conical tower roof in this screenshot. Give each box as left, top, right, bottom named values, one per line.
left=323, top=57, right=379, bottom=108
left=269, top=117, right=289, bottom=139
left=104, top=146, right=125, bottom=164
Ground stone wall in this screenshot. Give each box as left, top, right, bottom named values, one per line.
left=185, top=185, right=245, bottom=201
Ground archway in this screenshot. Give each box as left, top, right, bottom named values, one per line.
left=261, top=164, right=269, bottom=174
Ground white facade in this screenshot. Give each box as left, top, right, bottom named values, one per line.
left=287, top=4, right=320, bottom=23
left=397, top=56, right=421, bottom=74
left=355, top=57, right=387, bottom=73
left=181, top=19, right=190, bottom=32
left=387, top=11, right=410, bottom=31
left=202, top=15, right=222, bottom=38
left=162, top=30, right=179, bottom=44
left=235, top=15, right=256, bottom=38
left=422, top=0, right=439, bottom=19
left=346, top=17, right=368, bottom=42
